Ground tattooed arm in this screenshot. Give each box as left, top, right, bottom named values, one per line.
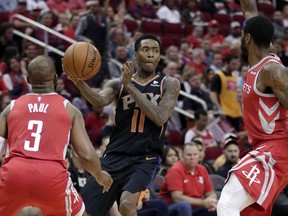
left=259, top=62, right=288, bottom=109
left=72, top=79, right=120, bottom=108
left=121, top=62, right=180, bottom=127
left=240, top=0, right=258, bottom=20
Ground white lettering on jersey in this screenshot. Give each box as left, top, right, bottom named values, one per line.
left=259, top=98, right=279, bottom=134
left=28, top=103, right=49, bottom=113
left=243, top=83, right=251, bottom=94
left=122, top=93, right=160, bottom=110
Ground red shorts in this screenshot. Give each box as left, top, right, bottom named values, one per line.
left=0, top=157, right=84, bottom=216
left=227, top=139, right=288, bottom=213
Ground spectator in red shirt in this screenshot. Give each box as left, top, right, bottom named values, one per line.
left=9, top=0, right=33, bottom=32
left=46, top=0, right=71, bottom=19
left=187, top=25, right=204, bottom=49
left=2, top=56, right=29, bottom=99
left=159, top=142, right=218, bottom=216
left=204, top=19, right=225, bottom=52
left=187, top=48, right=208, bottom=75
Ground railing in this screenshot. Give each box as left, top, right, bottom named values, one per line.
left=10, top=14, right=211, bottom=120
left=11, top=14, right=77, bottom=55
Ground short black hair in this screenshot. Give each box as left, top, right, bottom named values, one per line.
left=194, top=109, right=207, bottom=120
left=244, top=15, right=274, bottom=49
left=134, top=34, right=162, bottom=52
left=161, top=145, right=179, bottom=165
left=223, top=53, right=239, bottom=63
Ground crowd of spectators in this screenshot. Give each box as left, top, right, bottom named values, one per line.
left=1, top=0, right=288, bottom=215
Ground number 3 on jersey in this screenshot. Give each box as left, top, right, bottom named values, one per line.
left=24, top=120, right=43, bottom=152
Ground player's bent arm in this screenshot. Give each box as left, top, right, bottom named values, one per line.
left=261, top=63, right=288, bottom=109
left=67, top=103, right=102, bottom=177
left=125, top=77, right=180, bottom=127
left=0, top=105, right=10, bottom=138
left=72, top=79, right=120, bottom=108
left=240, top=0, right=258, bottom=20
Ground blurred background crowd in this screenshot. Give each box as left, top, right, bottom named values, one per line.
left=1, top=0, right=288, bottom=215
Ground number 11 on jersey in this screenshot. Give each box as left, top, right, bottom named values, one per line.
left=131, top=109, right=145, bottom=133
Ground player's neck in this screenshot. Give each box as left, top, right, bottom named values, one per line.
left=31, top=84, right=55, bottom=94
left=248, top=47, right=270, bottom=67
left=133, top=71, right=157, bottom=84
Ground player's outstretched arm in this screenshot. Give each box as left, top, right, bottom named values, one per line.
left=261, top=62, right=288, bottom=109
left=240, top=0, right=258, bottom=20
left=122, top=62, right=180, bottom=127
left=67, top=103, right=113, bottom=192
left=71, top=79, right=120, bottom=108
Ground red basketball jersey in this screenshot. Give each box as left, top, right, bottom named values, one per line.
left=242, top=54, right=288, bottom=145
left=4, top=93, right=72, bottom=167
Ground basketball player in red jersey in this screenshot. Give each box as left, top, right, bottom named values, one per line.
left=0, top=55, right=112, bottom=215
left=67, top=34, right=180, bottom=216
left=217, top=0, right=288, bottom=216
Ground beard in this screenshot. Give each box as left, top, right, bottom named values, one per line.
left=241, top=51, right=249, bottom=65
left=240, top=39, right=249, bottom=64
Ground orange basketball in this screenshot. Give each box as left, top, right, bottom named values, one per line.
left=63, top=42, right=101, bottom=80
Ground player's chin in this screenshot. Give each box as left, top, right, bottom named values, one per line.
left=143, top=66, right=156, bottom=74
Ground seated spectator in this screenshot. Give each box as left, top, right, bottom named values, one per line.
left=184, top=109, right=217, bottom=147
left=0, top=23, right=18, bottom=60
left=31, top=11, right=63, bottom=49
left=183, top=72, right=215, bottom=111
left=108, top=45, right=130, bottom=78
left=2, top=56, right=29, bottom=99
left=159, top=142, right=217, bottom=216
left=85, top=106, right=107, bottom=148
left=213, top=133, right=240, bottom=171
left=156, top=0, right=181, bottom=23
left=0, top=45, right=19, bottom=75
left=20, top=44, right=39, bottom=77
left=9, top=0, right=34, bottom=34
left=63, top=14, right=80, bottom=47
left=129, top=0, right=158, bottom=21
left=27, top=0, right=49, bottom=15
left=55, top=76, right=72, bottom=100
left=179, top=39, right=193, bottom=66
left=200, top=68, right=215, bottom=94
left=159, top=146, right=180, bottom=177
left=67, top=0, right=86, bottom=15
left=181, top=0, right=200, bottom=25
left=215, top=135, right=240, bottom=179
left=54, top=13, right=69, bottom=33
left=204, top=20, right=225, bottom=52
left=225, top=21, right=242, bottom=47
left=187, top=25, right=204, bottom=49
left=209, top=53, right=223, bottom=75
left=192, top=136, right=215, bottom=174
left=46, top=0, right=71, bottom=20
left=187, top=48, right=208, bottom=75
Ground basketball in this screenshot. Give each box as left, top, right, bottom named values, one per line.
left=63, top=42, right=101, bottom=80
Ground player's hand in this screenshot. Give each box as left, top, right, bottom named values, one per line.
left=96, top=170, right=113, bottom=193
left=121, top=61, right=134, bottom=86
left=61, top=58, right=82, bottom=82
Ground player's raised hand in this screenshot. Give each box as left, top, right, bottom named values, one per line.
left=96, top=170, right=113, bottom=193
left=121, top=61, right=135, bottom=86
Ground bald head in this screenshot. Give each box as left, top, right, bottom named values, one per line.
left=27, top=55, right=56, bottom=84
